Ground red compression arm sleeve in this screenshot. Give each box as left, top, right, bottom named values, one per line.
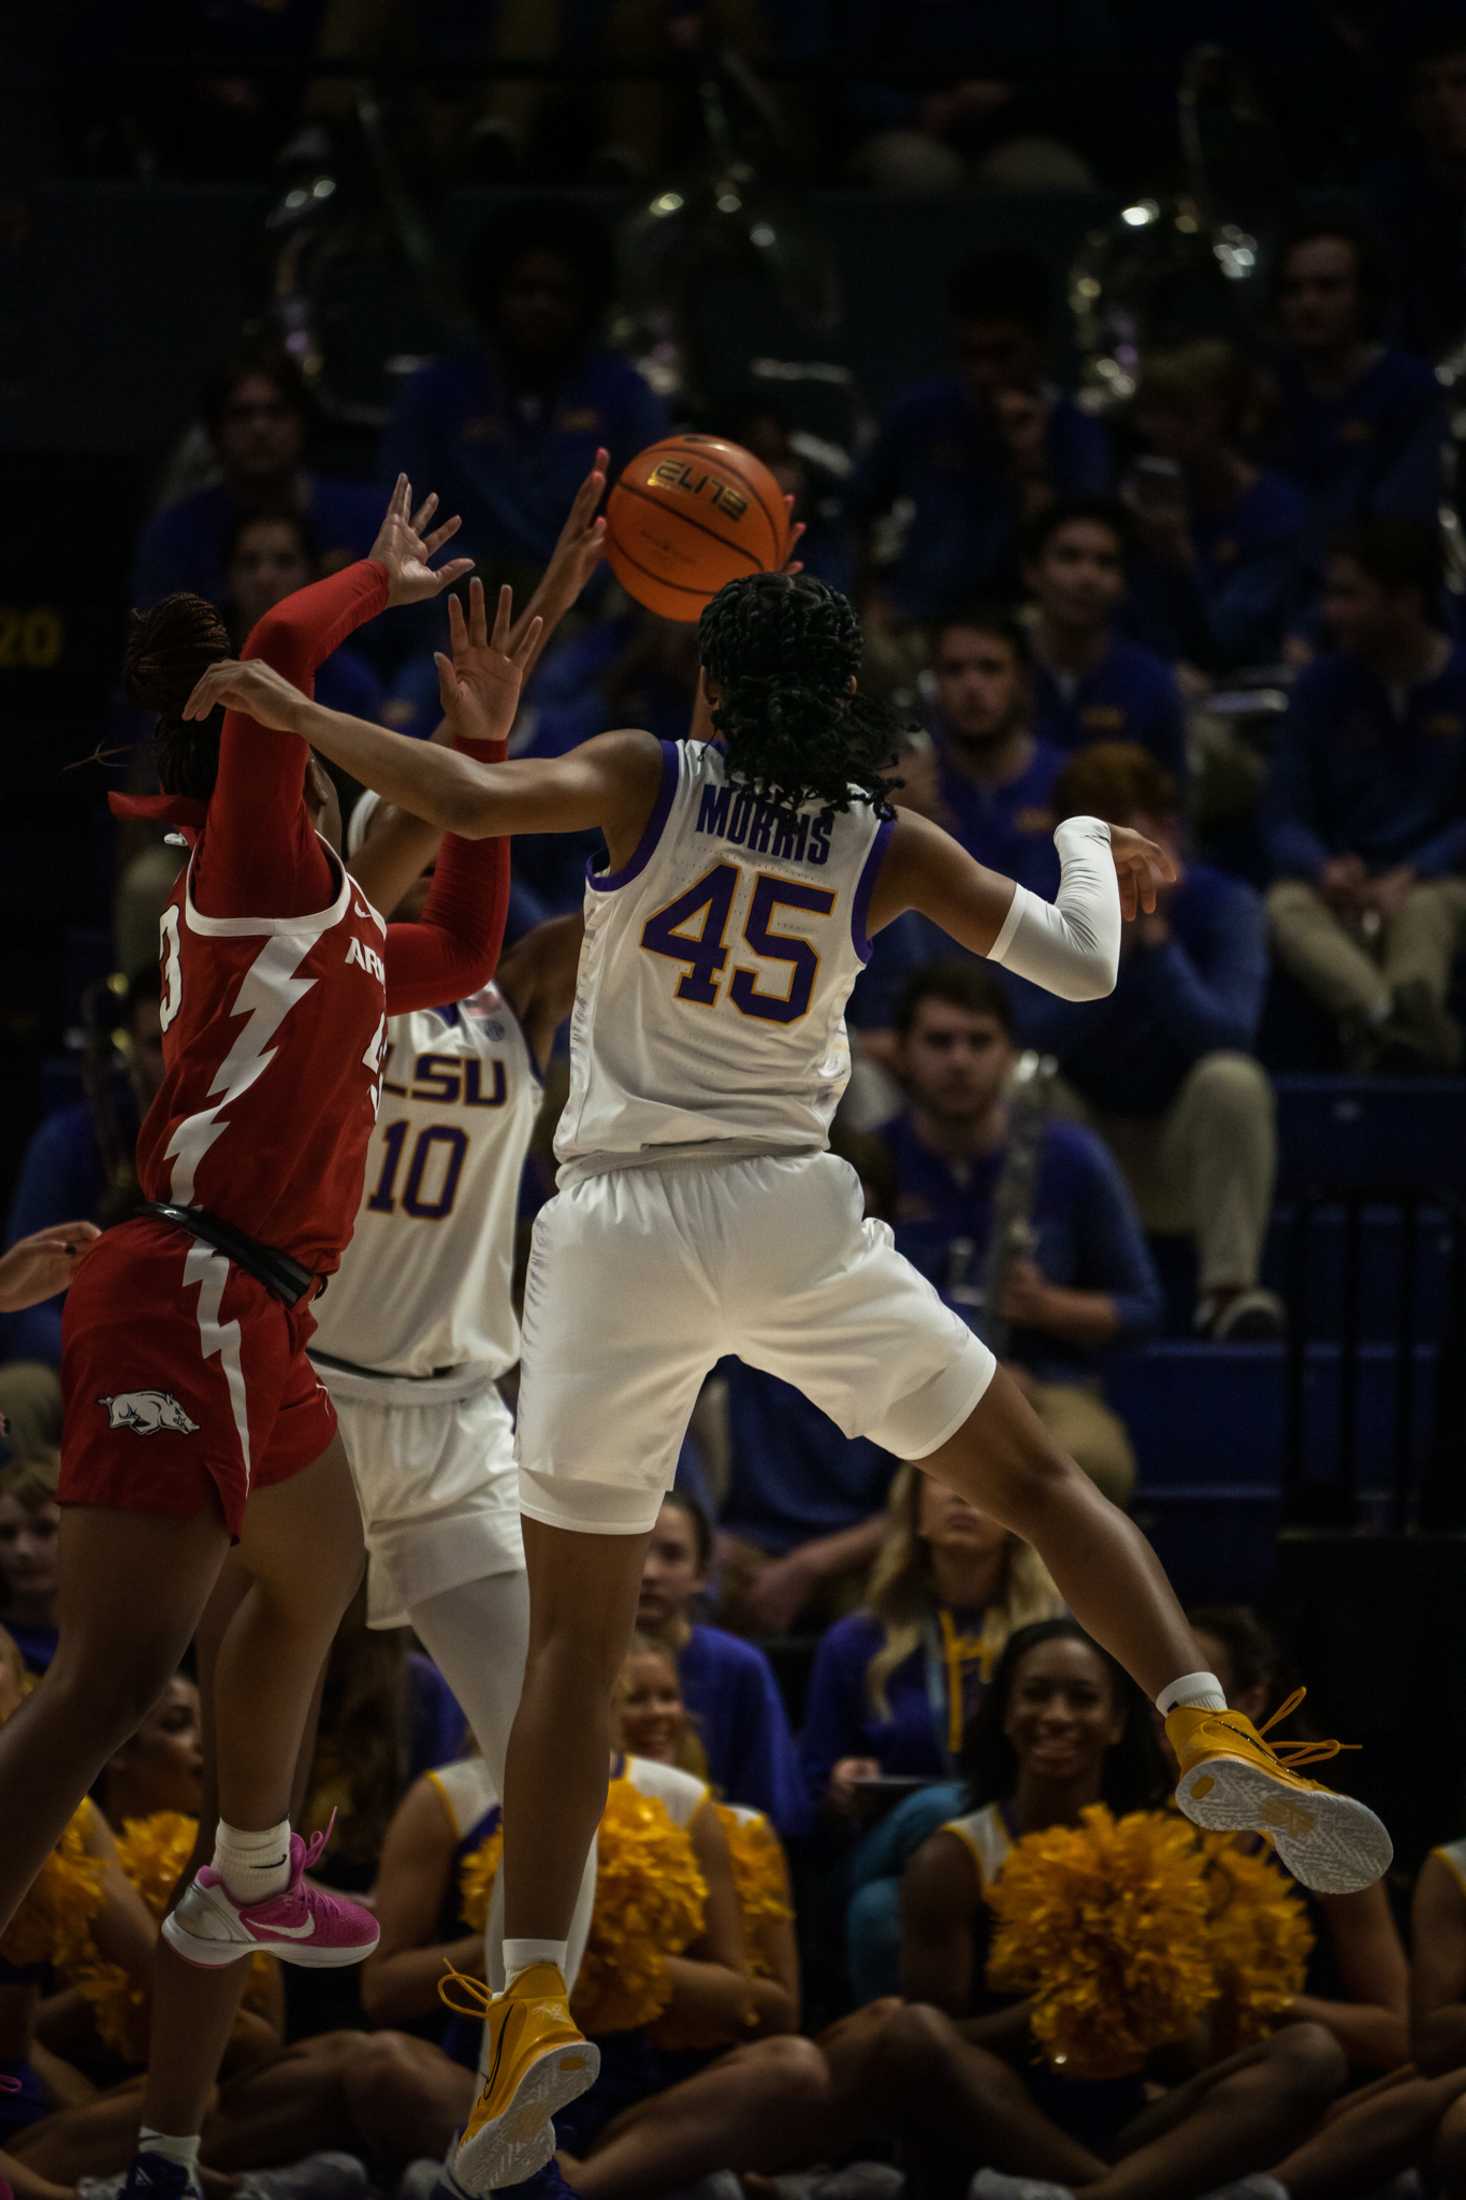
left=192, top=560, right=390, bottom=919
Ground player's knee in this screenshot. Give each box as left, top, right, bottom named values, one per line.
left=47, top=1633, right=182, bottom=1745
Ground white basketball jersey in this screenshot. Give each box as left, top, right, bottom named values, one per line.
left=556, top=740, right=889, bottom=1177
left=311, top=983, right=538, bottom=1380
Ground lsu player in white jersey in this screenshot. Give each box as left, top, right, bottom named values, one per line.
left=188, top=567, right=1395, bottom=2194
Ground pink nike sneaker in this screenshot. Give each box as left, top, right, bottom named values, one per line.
left=161, top=1820, right=379, bottom=1970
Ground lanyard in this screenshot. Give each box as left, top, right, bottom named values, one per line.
left=925, top=1606, right=1001, bottom=1767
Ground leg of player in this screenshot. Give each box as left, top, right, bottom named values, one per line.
left=920, top=1364, right=1392, bottom=1893
left=449, top=1517, right=650, bottom=2193
left=127, top=1553, right=336, bottom=2200
left=0, top=1504, right=228, bottom=1937
left=407, top=1570, right=597, bottom=1993
left=144, top=1439, right=375, bottom=2152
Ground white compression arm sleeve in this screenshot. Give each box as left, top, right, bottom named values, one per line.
left=986, top=815, right=1121, bottom=1002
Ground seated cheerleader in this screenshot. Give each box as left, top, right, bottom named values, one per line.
left=799, top=1466, right=1062, bottom=2003
left=343, top=1634, right=828, bottom=2199
left=874, top=1618, right=1346, bottom=2200
left=1185, top=1608, right=1410, bottom=2078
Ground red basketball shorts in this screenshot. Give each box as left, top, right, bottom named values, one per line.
left=59, top=1218, right=337, bottom=1539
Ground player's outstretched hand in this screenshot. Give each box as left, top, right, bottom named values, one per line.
left=535, top=449, right=609, bottom=614
left=0, top=1221, right=100, bottom=1311
left=182, top=656, right=310, bottom=732
left=435, top=579, right=543, bottom=749
left=370, top=474, right=475, bottom=608
left=1109, top=825, right=1178, bottom=922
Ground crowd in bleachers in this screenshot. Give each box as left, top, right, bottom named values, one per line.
left=3, top=7, right=1466, bottom=2197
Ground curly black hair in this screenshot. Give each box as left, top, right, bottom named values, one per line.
left=125, top=592, right=232, bottom=802
left=697, top=572, right=907, bottom=817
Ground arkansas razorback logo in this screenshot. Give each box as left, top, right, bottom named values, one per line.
left=97, top=1390, right=201, bottom=1436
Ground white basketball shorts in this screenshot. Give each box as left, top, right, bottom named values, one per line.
left=320, top=1366, right=523, bottom=1628
left=516, top=1149, right=996, bottom=1535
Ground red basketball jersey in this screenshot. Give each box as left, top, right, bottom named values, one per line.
left=136, top=844, right=392, bottom=1274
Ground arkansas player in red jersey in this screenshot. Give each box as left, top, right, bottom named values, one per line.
left=0, top=480, right=536, bottom=2143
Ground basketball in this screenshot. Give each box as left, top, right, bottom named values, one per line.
left=604, top=434, right=790, bottom=622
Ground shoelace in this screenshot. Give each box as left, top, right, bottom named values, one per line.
left=298, top=1809, right=337, bottom=1875
left=439, top=1960, right=497, bottom=2019
left=1235, top=1687, right=1358, bottom=1773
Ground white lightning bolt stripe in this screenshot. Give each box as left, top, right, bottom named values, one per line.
left=167, top=932, right=322, bottom=1208
left=184, top=1238, right=252, bottom=1486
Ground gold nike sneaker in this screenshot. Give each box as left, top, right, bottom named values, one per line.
left=439, top=1962, right=600, bottom=2194
left=1169, top=1686, right=1392, bottom=1894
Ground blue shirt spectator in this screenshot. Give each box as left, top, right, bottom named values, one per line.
left=132, top=346, right=381, bottom=608
left=679, top=1623, right=810, bottom=1839
left=854, top=381, right=1111, bottom=621
left=1269, top=655, right=1466, bottom=884
left=1264, top=217, right=1446, bottom=546
left=800, top=1610, right=953, bottom=1800
left=879, top=1112, right=1162, bottom=1381
left=720, top=1364, right=897, bottom=1560
left=2, top=972, right=162, bottom=1367
left=1025, top=502, right=1186, bottom=781
left=382, top=202, right=666, bottom=579
left=852, top=249, right=1111, bottom=621
left=1125, top=341, right=1308, bottom=670
left=1024, top=864, right=1270, bottom=1117
left=636, top=1491, right=808, bottom=1836
left=853, top=612, right=1061, bottom=1035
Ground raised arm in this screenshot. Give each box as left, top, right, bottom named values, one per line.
left=193, top=475, right=473, bottom=919
left=348, top=455, right=610, bottom=915
left=872, top=806, right=1175, bottom=1004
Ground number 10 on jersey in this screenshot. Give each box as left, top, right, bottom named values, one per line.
left=641, top=863, right=836, bottom=1024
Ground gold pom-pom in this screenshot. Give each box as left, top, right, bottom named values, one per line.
left=716, top=1805, right=791, bottom=1982
left=987, top=1805, right=1219, bottom=2078
left=1, top=1801, right=105, bottom=1971
left=1200, top=1835, right=1314, bottom=2044
left=455, top=1781, right=707, bottom=2039
left=72, top=1812, right=277, bottom=2062
left=459, top=1817, right=504, bottom=1935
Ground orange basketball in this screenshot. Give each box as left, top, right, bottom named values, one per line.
left=604, top=434, right=789, bottom=622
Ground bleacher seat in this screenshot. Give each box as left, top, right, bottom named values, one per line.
left=1275, top=1075, right=1466, bottom=1195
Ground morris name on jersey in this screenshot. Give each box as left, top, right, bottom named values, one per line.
left=556, top=739, right=889, bottom=1176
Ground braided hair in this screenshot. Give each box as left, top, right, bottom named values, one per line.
left=124, top=593, right=232, bottom=801
left=697, top=572, right=906, bottom=816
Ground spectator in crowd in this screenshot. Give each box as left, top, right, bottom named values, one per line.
left=1368, top=20, right=1466, bottom=361
left=636, top=1492, right=809, bottom=1838
left=800, top=1465, right=1061, bottom=1814
left=849, top=610, right=1063, bottom=1040
left=1267, top=519, right=1466, bottom=1072
left=223, top=510, right=384, bottom=728
left=851, top=250, right=1112, bottom=625
left=131, top=345, right=382, bottom=611
left=1031, top=743, right=1282, bottom=1340
left=880, top=961, right=1160, bottom=1501
left=714, top=1362, right=898, bottom=1638
left=883, top=1619, right=1344, bottom=2197
left=0, top=968, right=164, bottom=1369
left=0, top=1466, right=60, bottom=1675
left=1188, top=1607, right=1410, bottom=2077
left=723, top=389, right=854, bottom=595
left=1264, top=211, right=1447, bottom=543
left=1025, top=501, right=1187, bottom=783
left=381, top=200, right=668, bottom=584
left=96, top=1672, right=204, bottom=1826
left=1126, top=340, right=1309, bottom=674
